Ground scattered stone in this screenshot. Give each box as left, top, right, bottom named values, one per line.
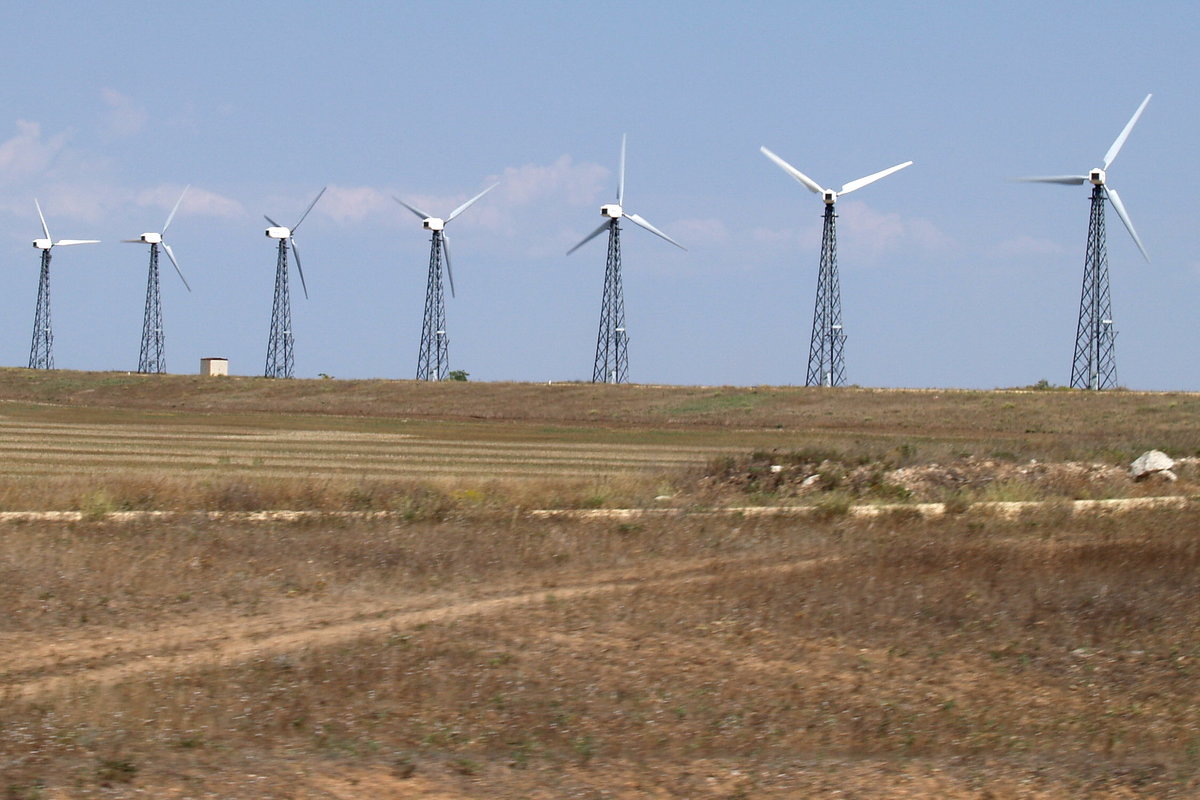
left=1130, top=450, right=1175, bottom=480
left=800, top=474, right=821, bottom=488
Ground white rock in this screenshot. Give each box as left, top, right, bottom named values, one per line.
left=1130, top=450, right=1175, bottom=479
left=800, top=474, right=821, bottom=488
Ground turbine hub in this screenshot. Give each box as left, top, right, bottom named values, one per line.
left=32, top=239, right=52, bottom=250
left=265, top=226, right=292, bottom=240
left=423, top=217, right=445, bottom=231
left=601, top=203, right=623, bottom=219
left=1089, top=168, right=1106, bottom=186
left=822, top=190, right=837, bottom=205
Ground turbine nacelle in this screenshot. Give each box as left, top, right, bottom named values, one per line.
left=32, top=238, right=52, bottom=250
left=822, top=190, right=837, bottom=205
left=135, top=232, right=163, bottom=244
left=600, top=203, right=623, bottom=219
left=423, top=217, right=445, bottom=232
left=265, top=226, right=292, bottom=240
left=1089, top=168, right=1106, bottom=186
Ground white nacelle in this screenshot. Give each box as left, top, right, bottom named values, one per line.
left=139, top=232, right=163, bottom=244
left=1089, top=168, right=1106, bottom=186
left=823, top=190, right=838, bottom=205
left=32, top=238, right=52, bottom=250
left=423, top=217, right=445, bottom=231
left=265, top=226, right=292, bottom=240
left=600, top=203, right=622, bottom=219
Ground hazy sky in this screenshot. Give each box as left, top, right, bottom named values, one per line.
left=0, top=1, right=1196, bottom=389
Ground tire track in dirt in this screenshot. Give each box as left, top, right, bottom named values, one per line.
left=3, top=556, right=824, bottom=702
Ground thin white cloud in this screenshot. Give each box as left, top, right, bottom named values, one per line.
left=136, top=184, right=245, bottom=220
left=836, top=199, right=953, bottom=261
left=318, top=185, right=390, bottom=224
left=0, top=120, right=68, bottom=180
left=487, top=155, right=609, bottom=208
left=100, top=88, right=148, bottom=138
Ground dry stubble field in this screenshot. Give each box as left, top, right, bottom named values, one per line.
left=2, top=369, right=1200, bottom=798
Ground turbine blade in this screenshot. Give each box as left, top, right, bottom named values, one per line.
left=35, top=199, right=50, bottom=241
left=839, top=160, right=913, bottom=196
left=760, top=146, right=824, bottom=195
left=291, top=186, right=326, bottom=232
left=264, top=214, right=281, bottom=227
left=625, top=212, right=687, bottom=251
left=121, top=239, right=143, bottom=243
left=1102, top=93, right=1152, bottom=170
left=53, top=239, right=100, bottom=246
left=1012, top=175, right=1089, bottom=185
left=446, top=183, right=498, bottom=223
left=617, top=133, right=627, bottom=206
left=1105, top=187, right=1150, bottom=263
left=290, top=240, right=310, bottom=299
left=393, top=195, right=431, bottom=221
left=566, top=221, right=611, bottom=255
left=162, top=184, right=190, bottom=234
left=440, top=232, right=456, bottom=298
left=162, top=242, right=192, bottom=292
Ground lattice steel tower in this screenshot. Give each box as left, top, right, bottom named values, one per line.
left=28, top=250, right=54, bottom=370
left=1071, top=187, right=1118, bottom=390
left=760, top=147, right=912, bottom=387
left=125, top=186, right=191, bottom=374
left=416, top=231, right=449, bottom=380
left=264, top=239, right=295, bottom=378
left=1016, top=94, right=1151, bottom=391
left=567, top=135, right=685, bottom=384
left=807, top=205, right=846, bottom=387
left=262, top=187, right=325, bottom=379
left=26, top=199, right=99, bottom=370
left=394, top=183, right=496, bottom=381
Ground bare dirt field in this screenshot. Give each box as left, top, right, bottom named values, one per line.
left=1, top=370, right=1199, bottom=797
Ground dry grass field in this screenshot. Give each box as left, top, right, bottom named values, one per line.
left=2, top=369, right=1199, bottom=797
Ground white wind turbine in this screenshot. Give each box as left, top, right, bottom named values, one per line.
left=28, top=200, right=100, bottom=370
left=760, top=146, right=912, bottom=386
left=394, top=183, right=497, bottom=381
left=123, top=185, right=192, bottom=374
left=1015, top=93, right=1152, bottom=390
left=567, top=134, right=685, bottom=384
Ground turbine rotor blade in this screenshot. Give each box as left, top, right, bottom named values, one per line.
left=1103, top=93, right=1152, bottom=170
left=625, top=212, right=687, bottom=251
left=440, top=232, right=456, bottom=298
left=35, top=199, right=50, bottom=241
left=566, top=221, right=611, bottom=255
left=393, top=195, right=431, bottom=221
left=53, top=239, right=100, bottom=246
left=162, top=242, right=192, bottom=292
left=290, top=240, right=310, bottom=299
left=264, top=214, right=281, bottom=227
left=1012, top=175, right=1089, bottom=185
left=1104, top=187, right=1150, bottom=263
left=760, top=146, right=824, bottom=195
left=840, top=160, right=913, bottom=196
left=446, top=182, right=498, bottom=223
left=121, top=239, right=143, bottom=243
left=617, top=133, right=627, bottom=206
left=162, top=184, right=190, bottom=234
left=291, top=186, right=326, bottom=232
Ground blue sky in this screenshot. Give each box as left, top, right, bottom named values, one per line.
left=0, top=1, right=1196, bottom=389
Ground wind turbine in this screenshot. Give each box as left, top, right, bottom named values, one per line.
left=567, top=135, right=685, bottom=384
left=394, top=182, right=497, bottom=381
left=760, top=146, right=912, bottom=387
left=27, top=200, right=100, bottom=370
left=1016, top=93, right=1152, bottom=391
left=263, top=186, right=325, bottom=379
left=124, top=185, right=191, bottom=374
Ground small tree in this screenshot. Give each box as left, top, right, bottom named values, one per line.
left=448, top=370, right=469, bottom=382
